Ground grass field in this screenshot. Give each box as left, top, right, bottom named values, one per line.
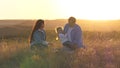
left=0, top=30, right=120, bottom=68
left=0, top=20, right=120, bottom=68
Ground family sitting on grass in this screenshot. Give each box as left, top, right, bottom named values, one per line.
left=29, top=17, right=84, bottom=53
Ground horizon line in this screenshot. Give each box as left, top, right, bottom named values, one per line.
left=0, top=18, right=120, bottom=21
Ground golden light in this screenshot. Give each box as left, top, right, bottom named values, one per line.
left=55, top=0, right=120, bottom=20
left=0, top=0, right=120, bottom=20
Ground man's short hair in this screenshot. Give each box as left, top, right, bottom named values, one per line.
left=68, top=16, right=76, bottom=23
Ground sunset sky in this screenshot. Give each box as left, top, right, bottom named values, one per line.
left=0, top=0, right=120, bottom=20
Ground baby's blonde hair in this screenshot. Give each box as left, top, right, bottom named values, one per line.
left=55, top=26, right=63, bottom=33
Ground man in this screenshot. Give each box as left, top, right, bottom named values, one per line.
left=64, top=17, right=84, bottom=50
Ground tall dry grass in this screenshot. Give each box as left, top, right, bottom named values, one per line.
left=0, top=30, right=120, bottom=68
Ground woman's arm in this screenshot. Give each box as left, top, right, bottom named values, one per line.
left=33, top=31, right=48, bottom=46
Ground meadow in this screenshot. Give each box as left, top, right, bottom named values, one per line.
left=0, top=20, right=120, bottom=68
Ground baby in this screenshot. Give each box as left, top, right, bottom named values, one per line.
left=56, top=27, right=71, bottom=47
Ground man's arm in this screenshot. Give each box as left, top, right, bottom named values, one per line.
left=64, top=23, right=68, bottom=33
left=72, top=26, right=83, bottom=49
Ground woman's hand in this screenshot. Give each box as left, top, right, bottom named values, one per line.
left=48, top=42, right=53, bottom=45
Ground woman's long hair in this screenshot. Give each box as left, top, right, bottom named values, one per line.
left=29, top=19, right=44, bottom=43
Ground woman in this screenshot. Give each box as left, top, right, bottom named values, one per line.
left=30, top=19, right=50, bottom=49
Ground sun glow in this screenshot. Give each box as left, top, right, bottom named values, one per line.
left=0, top=0, right=120, bottom=20
left=55, top=0, right=120, bottom=20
